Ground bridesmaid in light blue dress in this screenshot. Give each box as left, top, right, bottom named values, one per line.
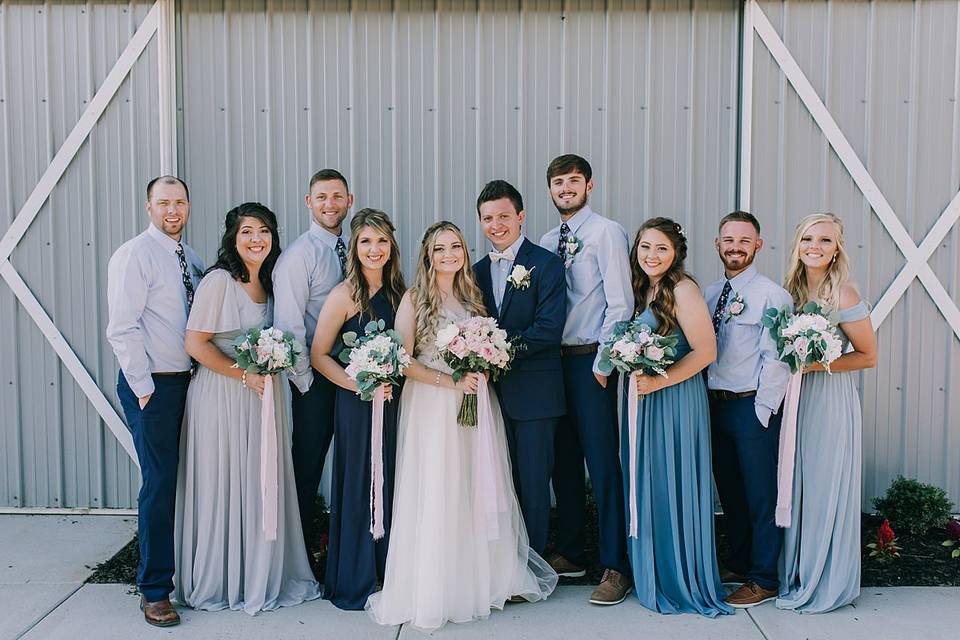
left=777, top=213, right=878, bottom=614
left=621, top=218, right=732, bottom=617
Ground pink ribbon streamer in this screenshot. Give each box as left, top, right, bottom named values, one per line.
left=775, top=371, right=804, bottom=528
left=369, top=385, right=386, bottom=540
left=475, top=382, right=506, bottom=540
left=260, top=374, right=278, bottom=541
left=627, top=372, right=640, bottom=539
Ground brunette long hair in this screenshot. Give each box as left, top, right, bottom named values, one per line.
left=629, top=217, right=696, bottom=336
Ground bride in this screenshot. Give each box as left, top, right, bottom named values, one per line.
left=366, top=221, right=557, bottom=630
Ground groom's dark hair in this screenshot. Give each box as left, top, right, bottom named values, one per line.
left=476, top=180, right=524, bottom=217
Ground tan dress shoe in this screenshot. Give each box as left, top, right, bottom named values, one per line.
left=725, top=581, right=778, bottom=608
left=546, top=553, right=586, bottom=578
left=140, top=596, right=181, bottom=627
left=589, top=568, right=632, bottom=605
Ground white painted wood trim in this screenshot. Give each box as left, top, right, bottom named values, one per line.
left=0, top=261, right=139, bottom=466
left=750, top=0, right=960, bottom=341
left=738, top=0, right=754, bottom=211
left=158, top=0, right=178, bottom=174
left=0, top=2, right=160, bottom=264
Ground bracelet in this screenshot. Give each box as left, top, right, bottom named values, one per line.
left=241, top=370, right=248, bottom=388
left=434, top=370, right=442, bottom=386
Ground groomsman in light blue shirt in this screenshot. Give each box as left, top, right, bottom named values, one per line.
left=540, top=154, right=634, bottom=606
left=272, top=169, right=352, bottom=547
left=704, top=211, right=792, bottom=608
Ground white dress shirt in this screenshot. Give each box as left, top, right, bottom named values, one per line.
left=540, top=206, right=634, bottom=374
left=272, top=220, right=348, bottom=393
left=489, top=234, right=527, bottom=310
left=705, top=265, right=793, bottom=427
left=106, top=223, right=205, bottom=398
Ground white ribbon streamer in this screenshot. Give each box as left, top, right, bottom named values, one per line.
left=627, top=372, right=640, bottom=539
left=260, top=374, right=278, bottom=541
left=369, top=385, right=386, bottom=540
left=775, top=371, right=804, bottom=528
left=475, top=382, right=506, bottom=540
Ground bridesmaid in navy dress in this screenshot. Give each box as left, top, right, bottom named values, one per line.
left=311, top=209, right=407, bottom=610
left=622, top=218, right=732, bottom=617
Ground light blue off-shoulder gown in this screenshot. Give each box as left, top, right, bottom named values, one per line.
left=777, top=301, right=870, bottom=613
left=622, top=308, right=733, bottom=617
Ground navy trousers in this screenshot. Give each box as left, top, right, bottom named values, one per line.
left=116, top=371, right=189, bottom=603
left=503, top=415, right=557, bottom=557
left=290, top=370, right=336, bottom=545
left=553, top=353, right=630, bottom=575
left=710, top=395, right=783, bottom=590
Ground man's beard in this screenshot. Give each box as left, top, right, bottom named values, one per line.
left=720, top=249, right=756, bottom=272
left=552, top=192, right=588, bottom=215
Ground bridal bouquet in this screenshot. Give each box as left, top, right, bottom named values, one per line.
left=339, top=319, right=411, bottom=401
left=597, top=317, right=679, bottom=391
left=762, top=302, right=843, bottom=374
left=233, top=326, right=303, bottom=375
left=436, top=316, right=515, bottom=427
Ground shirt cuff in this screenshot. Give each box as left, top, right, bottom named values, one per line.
left=755, top=403, right=773, bottom=428
left=291, top=369, right=314, bottom=395
left=128, top=375, right=155, bottom=399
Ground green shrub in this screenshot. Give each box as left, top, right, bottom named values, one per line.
left=872, top=475, right=954, bottom=536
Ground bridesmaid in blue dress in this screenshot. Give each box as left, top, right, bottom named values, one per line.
left=311, top=209, right=407, bottom=610
left=622, top=218, right=732, bottom=617
left=777, top=213, right=877, bottom=613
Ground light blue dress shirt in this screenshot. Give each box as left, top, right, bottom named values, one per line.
left=705, top=265, right=793, bottom=427
left=272, top=220, right=348, bottom=393
left=540, top=206, right=634, bottom=374
left=489, top=234, right=527, bottom=310
left=106, top=223, right=205, bottom=398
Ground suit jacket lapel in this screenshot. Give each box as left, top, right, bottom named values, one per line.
left=475, top=256, right=497, bottom=317
left=497, top=238, right=531, bottom=319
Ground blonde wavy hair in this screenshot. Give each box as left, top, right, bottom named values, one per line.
left=410, top=221, right=487, bottom=352
left=343, top=208, right=406, bottom=319
left=784, top=212, right=854, bottom=310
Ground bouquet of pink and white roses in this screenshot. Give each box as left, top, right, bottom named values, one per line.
left=233, top=326, right=303, bottom=375
left=762, top=302, right=844, bottom=374
left=435, top=316, right=516, bottom=427
left=597, top=317, right=679, bottom=395
left=339, top=319, right=411, bottom=401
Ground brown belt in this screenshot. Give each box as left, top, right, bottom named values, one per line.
left=708, top=389, right=757, bottom=402
left=153, top=371, right=191, bottom=377
left=561, top=342, right=599, bottom=357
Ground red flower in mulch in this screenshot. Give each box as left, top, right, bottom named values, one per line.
left=867, top=519, right=901, bottom=561
left=943, top=519, right=960, bottom=559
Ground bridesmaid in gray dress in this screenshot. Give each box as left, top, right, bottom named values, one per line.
left=777, top=213, right=877, bottom=614
left=175, top=203, right=320, bottom=615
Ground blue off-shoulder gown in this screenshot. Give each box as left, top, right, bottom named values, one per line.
left=621, top=308, right=733, bottom=617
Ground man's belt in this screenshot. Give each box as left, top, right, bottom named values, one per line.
left=153, top=371, right=191, bottom=377
left=561, top=342, right=599, bottom=357
left=707, top=389, right=757, bottom=402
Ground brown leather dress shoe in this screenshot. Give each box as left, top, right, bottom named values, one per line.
left=725, top=581, right=778, bottom=608
left=140, top=596, right=181, bottom=627
left=720, top=568, right=748, bottom=584
left=589, top=568, right=632, bottom=605
left=546, top=553, right=586, bottom=578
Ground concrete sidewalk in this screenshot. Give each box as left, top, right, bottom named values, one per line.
left=4, top=515, right=958, bottom=640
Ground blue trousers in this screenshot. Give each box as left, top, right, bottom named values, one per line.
left=290, top=370, right=336, bottom=546
left=503, top=415, right=557, bottom=557
left=552, top=353, right=630, bottom=575
left=116, top=371, right=189, bottom=602
left=710, top=395, right=782, bottom=590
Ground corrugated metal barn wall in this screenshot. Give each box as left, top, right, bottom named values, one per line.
left=749, top=0, right=960, bottom=509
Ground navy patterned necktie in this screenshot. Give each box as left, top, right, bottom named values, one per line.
left=557, top=222, right=571, bottom=261
left=175, top=242, right=195, bottom=309
left=335, top=237, right=348, bottom=274
left=712, top=280, right=732, bottom=334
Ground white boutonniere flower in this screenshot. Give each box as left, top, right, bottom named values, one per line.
left=563, top=235, right=583, bottom=268
left=725, top=293, right=746, bottom=323
left=507, top=264, right=535, bottom=290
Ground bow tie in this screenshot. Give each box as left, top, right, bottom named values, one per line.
left=489, top=249, right=515, bottom=263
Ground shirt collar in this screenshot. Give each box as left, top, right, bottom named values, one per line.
left=146, top=222, right=182, bottom=255
left=309, top=219, right=348, bottom=249
left=561, top=205, right=594, bottom=235
left=498, top=234, right=526, bottom=261
left=728, top=264, right=759, bottom=292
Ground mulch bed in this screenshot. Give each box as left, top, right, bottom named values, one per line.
left=87, top=498, right=960, bottom=588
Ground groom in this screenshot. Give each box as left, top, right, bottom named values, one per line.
left=473, top=180, right=566, bottom=558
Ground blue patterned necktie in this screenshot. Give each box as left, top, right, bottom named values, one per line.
left=712, top=280, right=732, bottom=334
left=175, top=242, right=195, bottom=309
left=557, top=222, right=571, bottom=261
left=335, top=237, right=348, bottom=274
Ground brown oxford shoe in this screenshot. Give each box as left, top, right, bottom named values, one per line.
left=725, top=581, right=778, bottom=608
left=589, top=568, right=632, bottom=605
left=140, top=595, right=181, bottom=627
left=546, top=553, right=586, bottom=578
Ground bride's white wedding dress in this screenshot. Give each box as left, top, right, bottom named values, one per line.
left=366, top=308, right=557, bottom=631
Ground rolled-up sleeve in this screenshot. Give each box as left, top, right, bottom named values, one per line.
left=755, top=288, right=793, bottom=426
left=593, top=223, right=634, bottom=374
left=106, top=248, right=154, bottom=398
left=272, top=249, right=313, bottom=393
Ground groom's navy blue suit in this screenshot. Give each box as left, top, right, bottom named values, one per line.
left=474, top=238, right=567, bottom=555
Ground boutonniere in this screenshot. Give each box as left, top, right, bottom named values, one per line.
left=563, top=235, right=583, bottom=268
left=725, top=293, right=746, bottom=323
left=507, top=264, right=535, bottom=290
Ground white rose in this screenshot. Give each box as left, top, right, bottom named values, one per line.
left=510, top=265, right=530, bottom=281
left=612, top=339, right=638, bottom=361
left=435, top=323, right=460, bottom=350
left=794, top=336, right=810, bottom=359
